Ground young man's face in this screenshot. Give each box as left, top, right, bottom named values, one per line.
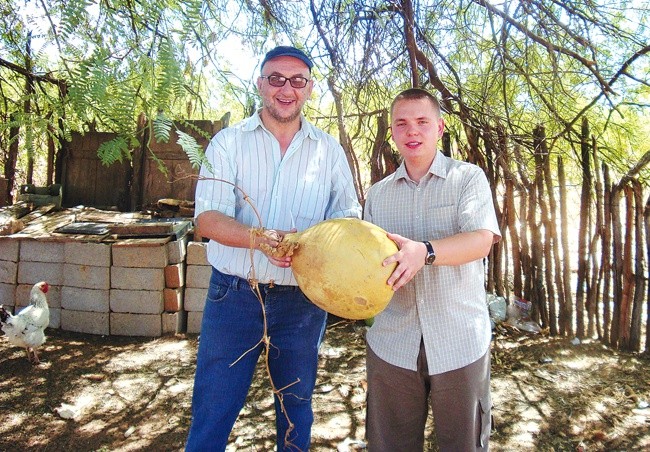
left=390, top=97, right=445, bottom=164
left=257, top=56, right=313, bottom=124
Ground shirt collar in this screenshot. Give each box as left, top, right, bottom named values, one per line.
left=395, top=151, right=449, bottom=182
left=243, top=110, right=321, bottom=141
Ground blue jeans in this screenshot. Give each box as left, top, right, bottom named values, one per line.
left=185, top=268, right=328, bottom=452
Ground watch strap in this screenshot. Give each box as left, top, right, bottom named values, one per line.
left=423, top=241, right=435, bottom=265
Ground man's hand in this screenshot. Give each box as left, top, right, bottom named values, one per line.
left=383, top=233, right=427, bottom=291
left=257, top=228, right=296, bottom=268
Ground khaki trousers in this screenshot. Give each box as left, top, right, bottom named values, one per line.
left=366, top=341, right=491, bottom=451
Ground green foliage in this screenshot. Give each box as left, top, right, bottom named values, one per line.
left=97, top=136, right=130, bottom=165
left=176, top=129, right=209, bottom=170
left=153, top=113, right=173, bottom=144
left=153, top=38, right=186, bottom=112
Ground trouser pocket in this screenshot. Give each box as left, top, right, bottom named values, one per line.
left=477, top=394, right=491, bottom=448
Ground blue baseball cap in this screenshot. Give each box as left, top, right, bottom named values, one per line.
left=261, top=46, right=313, bottom=72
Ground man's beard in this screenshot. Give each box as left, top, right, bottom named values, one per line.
left=264, top=101, right=302, bottom=123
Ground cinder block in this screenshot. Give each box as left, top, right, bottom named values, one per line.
left=187, top=311, right=203, bottom=334
left=186, top=265, right=211, bottom=288
left=162, top=311, right=187, bottom=335
left=48, top=307, right=61, bottom=329
left=63, top=263, right=110, bottom=290
left=0, top=283, right=16, bottom=306
left=0, top=239, right=19, bottom=262
left=20, top=240, right=65, bottom=263
left=167, top=237, right=187, bottom=264
left=18, top=261, right=63, bottom=286
left=65, top=241, right=111, bottom=267
left=110, top=289, right=163, bottom=314
left=110, top=312, right=161, bottom=337
left=164, top=264, right=185, bottom=288
left=61, top=309, right=109, bottom=335
left=16, top=283, right=62, bottom=309
left=112, top=241, right=168, bottom=268
left=187, top=242, right=208, bottom=266
left=111, top=267, right=165, bottom=291
left=185, top=287, right=207, bottom=311
left=0, top=260, right=18, bottom=284
left=164, top=287, right=184, bottom=312
left=61, top=286, right=109, bottom=312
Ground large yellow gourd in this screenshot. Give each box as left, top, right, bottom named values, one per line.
left=273, top=218, right=398, bottom=320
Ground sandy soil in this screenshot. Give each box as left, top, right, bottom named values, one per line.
left=0, top=319, right=648, bottom=451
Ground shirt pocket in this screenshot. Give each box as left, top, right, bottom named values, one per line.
left=427, top=204, right=458, bottom=238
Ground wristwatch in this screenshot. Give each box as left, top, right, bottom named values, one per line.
left=423, top=241, right=436, bottom=265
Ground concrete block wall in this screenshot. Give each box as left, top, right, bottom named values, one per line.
left=185, top=241, right=210, bottom=334
left=17, top=239, right=64, bottom=329
left=0, top=238, right=19, bottom=309
left=162, top=236, right=188, bottom=335
left=61, top=241, right=112, bottom=335
left=110, top=239, right=168, bottom=336
left=0, top=235, right=213, bottom=337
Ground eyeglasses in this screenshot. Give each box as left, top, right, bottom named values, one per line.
left=260, top=75, right=310, bottom=88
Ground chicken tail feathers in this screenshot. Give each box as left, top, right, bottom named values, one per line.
left=0, top=305, right=9, bottom=324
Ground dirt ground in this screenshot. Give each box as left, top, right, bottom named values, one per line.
left=0, top=318, right=648, bottom=452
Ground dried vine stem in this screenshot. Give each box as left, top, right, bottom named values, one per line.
left=178, top=172, right=302, bottom=450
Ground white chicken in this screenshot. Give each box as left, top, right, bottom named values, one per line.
left=0, top=281, right=50, bottom=364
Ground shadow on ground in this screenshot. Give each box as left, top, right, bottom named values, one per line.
left=0, top=319, right=648, bottom=451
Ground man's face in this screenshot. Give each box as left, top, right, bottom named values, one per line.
left=257, top=56, right=313, bottom=124
left=390, top=97, right=445, bottom=163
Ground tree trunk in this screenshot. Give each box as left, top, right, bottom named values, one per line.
left=442, top=132, right=452, bottom=157
left=483, top=124, right=502, bottom=295
left=529, top=144, right=545, bottom=324
left=401, top=0, right=419, bottom=87
left=629, top=180, right=644, bottom=351
left=309, top=3, right=365, bottom=203
left=491, top=124, right=510, bottom=297
left=588, top=137, right=603, bottom=338
left=54, top=81, right=68, bottom=185
left=514, top=145, right=532, bottom=301
left=533, top=126, right=552, bottom=329
left=370, top=110, right=399, bottom=184
left=505, top=177, right=520, bottom=298
left=610, top=185, right=625, bottom=346
left=617, top=185, right=635, bottom=349
left=607, top=168, right=620, bottom=346
left=575, top=117, right=592, bottom=338
left=540, top=127, right=562, bottom=334
left=645, top=194, right=650, bottom=353
left=558, top=157, right=573, bottom=336
left=326, top=78, right=364, bottom=203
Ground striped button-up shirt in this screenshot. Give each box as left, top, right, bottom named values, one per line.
left=364, top=152, right=501, bottom=375
left=195, top=111, right=361, bottom=286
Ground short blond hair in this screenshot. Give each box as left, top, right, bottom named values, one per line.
left=390, top=88, right=442, bottom=117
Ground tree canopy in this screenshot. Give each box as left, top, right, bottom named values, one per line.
left=1, top=0, right=649, bottom=191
